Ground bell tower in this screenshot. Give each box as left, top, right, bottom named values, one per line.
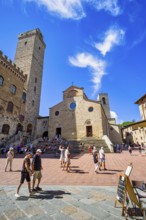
left=14, top=29, right=46, bottom=137
left=98, top=93, right=111, bottom=119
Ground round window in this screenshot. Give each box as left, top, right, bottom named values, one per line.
left=55, top=111, right=59, bottom=116
left=69, top=102, right=76, bottom=110
left=88, top=107, right=94, bottom=112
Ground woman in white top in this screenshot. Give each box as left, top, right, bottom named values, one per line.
left=63, top=146, right=71, bottom=172
left=5, top=147, right=14, bottom=172
left=59, top=145, right=65, bottom=168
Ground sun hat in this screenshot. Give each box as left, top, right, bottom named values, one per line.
left=36, top=149, right=42, bottom=153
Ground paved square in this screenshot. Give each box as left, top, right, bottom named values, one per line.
left=0, top=150, right=145, bottom=219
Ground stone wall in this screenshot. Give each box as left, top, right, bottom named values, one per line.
left=0, top=51, right=26, bottom=139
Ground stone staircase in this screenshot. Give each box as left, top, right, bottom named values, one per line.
left=68, top=138, right=111, bottom=154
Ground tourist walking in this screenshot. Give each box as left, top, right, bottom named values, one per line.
left=15, top=152, right=33, bottom=197
left=99, top=147, right=107, bottom=170
left=5, top=147, right=14, bottom=172
left=32, top=149, right=43, bottom=192
left=93, top=147, right=99, bottom=173
left=63, top=146, right=71, bottom=172
left=59, top=145, right=65, bottom=168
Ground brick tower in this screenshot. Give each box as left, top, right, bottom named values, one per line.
left=14, top=29, right=46, bottom=137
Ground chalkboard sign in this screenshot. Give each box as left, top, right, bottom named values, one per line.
left=116, top=175, right=126, bottom=205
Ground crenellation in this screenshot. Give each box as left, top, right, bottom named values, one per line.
left=0, top=53, right=25, bottom=82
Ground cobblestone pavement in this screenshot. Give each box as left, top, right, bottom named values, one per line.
left=0, top=150, right=146, bottom=219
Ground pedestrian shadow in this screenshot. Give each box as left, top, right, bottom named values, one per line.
left=70, top=166, right=79, bottom=168
left=29, top=190, right=71, bottom=200
left=15, top=196, right=29, bottom=201
left=107, top=169, right=124, bottom=172
left=98, top=172, right=116, bottom=175
left=70, top=169, right=89, bottom=174
left=12, top=170, right=21, bottom=172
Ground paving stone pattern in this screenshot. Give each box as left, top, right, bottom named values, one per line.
left=0, top=150, right=146, bottom=219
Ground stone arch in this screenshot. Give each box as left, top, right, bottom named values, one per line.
left=85, top=119, right=91, bottom=125
left=102, top=97, right=106, bottom=105
left=7, top=101, right=14, bottom=113
left=27, top=124, right=32, bottom=134
left=16, top=123, right=23, bottom=134
left=2, top=124, right=10, bottom=134
left=42, top=131, right=48, bottom=137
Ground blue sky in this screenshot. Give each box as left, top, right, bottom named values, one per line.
left=0, top=0, right=146, bottom=123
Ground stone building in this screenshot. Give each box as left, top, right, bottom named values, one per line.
left=122, top=94, right=146, bottom=146
left=0, top=28, right=46, bottom=143
left=48, top=85, right=122, bottom=148
left=0, top=51, right=26, bottom=140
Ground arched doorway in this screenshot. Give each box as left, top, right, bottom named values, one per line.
left=27, top=124, right=33, bottom=134
left=42, top=131, right=48, bottom=137
left=16, top=123, right=23, bottom=134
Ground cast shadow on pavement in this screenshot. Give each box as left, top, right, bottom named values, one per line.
left=106, top=169, right=124, bottom=172
left=30, top=190, right=71, bottom=200
left=70, top=169, right=89, bottom=174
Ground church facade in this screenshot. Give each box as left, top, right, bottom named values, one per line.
left=48, top=85, right=122, bottom=144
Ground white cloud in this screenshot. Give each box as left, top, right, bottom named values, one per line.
left=69, top=52, right=106, bottom=95
left=23, top=0, right=85, bottom=20
left=22, top=0, right=122, bottom=19
left=91, top=0, right=122, bottom=16
left=110, top=110, right=123, bottom=124
left=95, top=27, right=125, bottom=56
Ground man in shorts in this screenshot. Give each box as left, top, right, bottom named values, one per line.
left=32, top=149, right=43, bottom=191
left=99, top=147, right=107, bottom=170
left=15, top=152, right=33, bottom=197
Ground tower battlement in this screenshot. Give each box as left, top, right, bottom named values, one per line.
left=18, top=28, right=46, bottom=48
left=0, top=50, right=27, bottom=82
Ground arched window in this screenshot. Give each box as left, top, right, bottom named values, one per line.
left=10, top=84, right=16, bottom=94
left=7, top=101, right=14, bottom=113
left=102, top=97, right=106, bottom=105
left=27, top=124, right=32, bottom=134
left=35, top=77, right=37, bottom=83
left=0, top=76, right=4, bottom=86
left=2, top=124, right=10, bottom=134
left=34, top=86, right=36, bottom=93
left=16, top=123, right=23, bottom=134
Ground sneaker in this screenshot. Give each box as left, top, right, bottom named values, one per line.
left=32, top=188, right=37, bottom=192
left=35, top=186, right=42, bottom=191
left=15, top=193, right=20, bottom=198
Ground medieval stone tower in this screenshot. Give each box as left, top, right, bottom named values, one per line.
left=14, top=29, right=46, bottom=137
left=97, top=93, right=111, bottom=119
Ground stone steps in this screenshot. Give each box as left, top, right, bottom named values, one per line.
left=68, top=138, right=110, bottom=153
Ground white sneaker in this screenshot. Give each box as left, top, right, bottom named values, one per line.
left=15, top=193, right=20, bottom=198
